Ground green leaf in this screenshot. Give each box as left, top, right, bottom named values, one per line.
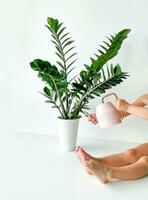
left=30, top=61, right=38, bottom=71
left=51, top=33, right=58, bottom=41
left=45, top=100, right=54, bottom=103
left=111, top=64, right=114, bottom=75
left=57, top=22, right=63, bottom=31
left=66, top=53, right=77, bottom=62
left=107, top=65, right=110, bottom=78
left=55, top=46, right=63, bottom=55
left=56, top=61, right=65, bottom=69
left=114, top=64, right=121, bottom=77
left=44, top=87, right=51, bottom=97
left=106, top=36, right=112, bottom=43
left=60, top=32, right=70, bottom=40
left=102, top=68, right=106, bottom=81
left=57, top=27, right=66, bottom=37
left=103, top=41, right=110, bottom=47
left=94, top=53, right=99, bottom=58
left=84, top=64, right=90, bottom=69
left=63, top=40, right=74, bottom=49
left=67, top=67, right=75, bottom=75
left=100, top=45, right=108, bottom=52
left=59, top=88, right=68, bottom=93
left=61, top=37, right=72, bottom=45
left=47, top=17, right=59, bottom=32
left=67, top=59, right=77, bottom=69
left=90, top=57, right=95, bottom=62
left=91, top=29, right=131, bottom=72
left=30, top=59, right=52, bottom=72
left=65, top=46, right=75, bottom=55
left=80, top=70, right=87, bottom=80
left=98, top=49, right=104, bottom=54
left=51, top=40, right=59, bottom=47
left=72, top=83, right=87, bottom=91
left=111, top=34, right=115, bottom=40
left=55, top=52, right=63, bottom=60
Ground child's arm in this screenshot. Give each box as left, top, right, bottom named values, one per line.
left=132, top=93, right=148, bottom=106
left=126, top=104, right=148, bottom=120
left=115, top=94, right=148, bottom=120
left=120, top=94, right=148, bottom=118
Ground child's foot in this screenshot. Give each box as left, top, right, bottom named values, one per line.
left=82, top=159, right=110, bottom=184
left=75, top=146, right=93, bottom=174
left=75, top=146, right=94, bottom=161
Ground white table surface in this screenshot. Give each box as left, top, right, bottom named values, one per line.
left=1, top=133, right=148, bottom=200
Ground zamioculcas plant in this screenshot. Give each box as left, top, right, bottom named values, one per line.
left=30, top=17, right=130, bottom=120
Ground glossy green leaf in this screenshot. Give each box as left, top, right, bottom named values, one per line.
left=47, top=17, right=59, bottom=32
left=44, top=87, right=51, bottom=97
left=63, top=40, right=74, bottom=49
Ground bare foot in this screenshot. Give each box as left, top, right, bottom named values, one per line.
left=82, top=159, right=110, bottom=184
left=75, top=146, right=103, bottom=163
left=75, top=146, right=93, bottom=174
left=75, top=146, right=94, bottom=161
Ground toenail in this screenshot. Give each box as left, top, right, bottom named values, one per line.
left=75, top=146, right=80, bottom=152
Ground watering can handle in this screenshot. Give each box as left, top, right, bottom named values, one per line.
left=101, top=93, right=124, bottom=120
left=102, top=92, right=118, bottom=103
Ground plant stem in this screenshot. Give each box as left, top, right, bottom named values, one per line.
left=40, top=71, right=68, bottom=118
left=55, top=32, right=69, bottom=112
left=54, top=103, right=65, bottom=118
left=73, top=75, right=115, bottom=115
left=51, top=77, right=68, bottom=118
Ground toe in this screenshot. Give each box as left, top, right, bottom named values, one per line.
left=76, top=150, right=86, bottom=162
left=75, top=146, right=80, bottom=153
left=79, top=147, right=84, bottom=153
left=75, top=150, right=81, bottom=160
left=79, top=147, right=86, bottom=154
left=80, top=152, right=89, bottom=161
left=80, top=147, right=94, bottom=159
left=79, top=148, right=90, bottom=160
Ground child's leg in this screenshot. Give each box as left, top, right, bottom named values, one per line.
left=110, top=156, right=148, bottom=180
left=76, top=143, right=148, bottom=167
left=76, top=147, right=132, bottom=167
left=98, top=143, right=148, bottom=166
left=83, top=156, right=148, bottom=183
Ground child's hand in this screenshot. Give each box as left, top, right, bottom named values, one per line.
left=114, top=98, right=130, bottom=112
left=85, top=113, right=98, bottom=125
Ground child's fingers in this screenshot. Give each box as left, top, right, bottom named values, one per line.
left=91, top=118, right=96, bottom=123
left=85, top=113, right=98, bottom=124
left=85, top=114, right=91, bottom=120
left=91, top=113, right=96, bottom=118
left=85, top=113, right=94, bottom=119
left=89, top=115, right=94, bottom=121
left=88, top=115, right=93, bottom=120
left=85, top=114, right=90, bottom=118
left=92, top=120, right=97, bottom=125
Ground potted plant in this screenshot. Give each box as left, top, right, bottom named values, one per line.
left=30, top=17, right=130, bottom=151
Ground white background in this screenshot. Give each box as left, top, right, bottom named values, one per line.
left=1, top=0, right=148, bottom=142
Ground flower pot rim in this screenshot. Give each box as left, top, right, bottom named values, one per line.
left=57, top=116, right=82, bottom=120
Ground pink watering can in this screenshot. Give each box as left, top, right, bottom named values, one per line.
left=96, top=92, right=123, bottom=128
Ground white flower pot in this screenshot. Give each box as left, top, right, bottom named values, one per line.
left=57, top=118, right=80, bottom=152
